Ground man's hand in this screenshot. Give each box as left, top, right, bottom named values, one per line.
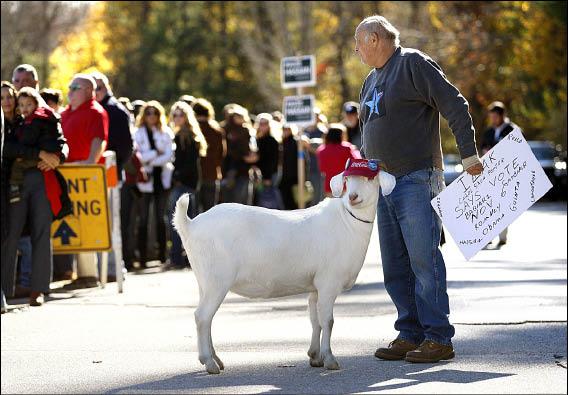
left=38, top=150, right=61, bottom=169
left=37, top=160, right=51, bottom=171
left=466, top=162, right=484, bottom=176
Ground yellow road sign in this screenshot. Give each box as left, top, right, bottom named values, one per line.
left=51, top=165, right=111, bottom=254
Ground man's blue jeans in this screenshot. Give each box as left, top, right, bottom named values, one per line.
left=377, top=168, right=455, bottom=346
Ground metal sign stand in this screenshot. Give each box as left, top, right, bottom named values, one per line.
left=101, top=151, right=124, bottom=293
left=296, top=86, right=306, bottom=209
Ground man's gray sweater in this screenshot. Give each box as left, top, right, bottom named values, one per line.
left=359, top=46, right=478, bottom=177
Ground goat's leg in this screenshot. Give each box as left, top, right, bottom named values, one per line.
left=317, top=291, right=340, bottom=370
left=208, top=328, right=224, bottom=370
left=195, top=287, right=228, bottom=374
left=307, top=292, right=323, bottom=367
left=198, top=282, right=223, bottom=368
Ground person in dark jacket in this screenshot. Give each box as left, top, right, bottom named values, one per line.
left=341, top=101, right=362, bottom=149
left=251, top=113, right=282, bottom=209
left=222, top=105, right=257, bottom=205
left=480, top=101, right=519, bottom=154
left=279, top=123, right=311, bottom=210
left=480, top=101, right=522, bottom=246
left=92, top=72, right=134, bottom=279
left=193, top=98, right=226, bottom=212
left=92, top=72, right=133, bottom=180
left=1, top=85, right=68, bottom=307
left=167, top=101, right=208, bottom=267
left=1, top=81, right=34, bottom=297
left=253, top=113, right=279, bottom=185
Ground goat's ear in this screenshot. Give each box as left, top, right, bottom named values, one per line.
left=330, top=172, right=345, bottom=197
left=379, top=171, right=396, bottom=196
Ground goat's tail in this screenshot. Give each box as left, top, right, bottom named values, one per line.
left=172, top=193, right=193, bottom=240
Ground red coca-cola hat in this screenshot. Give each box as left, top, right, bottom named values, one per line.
left=343, top=158, right=380, bottom=179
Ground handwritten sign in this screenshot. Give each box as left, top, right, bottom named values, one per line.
left=431, top=129, right=553, bottom=260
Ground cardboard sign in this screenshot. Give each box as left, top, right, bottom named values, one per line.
left=51, top=165, right=111, bottom=254
left=281, top=55, right=316, bottom=89
left=431, top=129, right=553, bottom=260
left=283, top=94, right=315, bottom=127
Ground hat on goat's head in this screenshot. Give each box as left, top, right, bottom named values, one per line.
left=343, top=158, right=380, bottom=179
left=330, top=159, right=381, bottom=197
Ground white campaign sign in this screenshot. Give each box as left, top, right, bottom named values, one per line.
left=431, top=129, right=553, bottom=260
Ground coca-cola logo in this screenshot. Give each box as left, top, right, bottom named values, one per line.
left=350, top=162, right=368, bottom=168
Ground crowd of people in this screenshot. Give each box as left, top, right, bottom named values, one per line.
left=0, top=63, right=363, bottom=310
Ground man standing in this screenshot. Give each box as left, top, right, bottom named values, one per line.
left=480, top=101, right=521, bottom=247
left=92, top=71, right=133, bottom=279
left=341, top=101, right=362, bottom=149
left=91, top=72, right=133, bottom=182
left=12, top=64, right=39, bottom=91
left=480, top=101, right=520, bottom=153
left=10, top=64, right=39, bottom=296
left=354, top=15, right=483, bottom=362
left=60, top=74, right=108, bottom=287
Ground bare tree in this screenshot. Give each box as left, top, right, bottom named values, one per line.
left=1, top=1, right=89, bottom=84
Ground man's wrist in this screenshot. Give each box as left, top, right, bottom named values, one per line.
left=462, top=155, right=481, bottom=170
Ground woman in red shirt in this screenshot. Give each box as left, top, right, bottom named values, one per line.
left=316, top=123, right=361, bottom=197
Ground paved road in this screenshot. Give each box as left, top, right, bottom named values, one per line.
left=1, top=201, right=566, bottom=394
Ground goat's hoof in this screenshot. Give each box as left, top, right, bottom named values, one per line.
left=214, top=356, right=225, bottom=370
left=310, top=358, right=324, bottom=367
left=324, top=358, right=340, bottom=370
left=307, top=348, right=319, bottom=359
left=205, top=360, right=221, bottom=374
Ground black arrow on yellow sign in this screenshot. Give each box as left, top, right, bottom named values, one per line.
left=53, top=220, right=78, bottom=245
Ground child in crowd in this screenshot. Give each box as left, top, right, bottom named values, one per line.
left=9, top=87, right=66, bottom=203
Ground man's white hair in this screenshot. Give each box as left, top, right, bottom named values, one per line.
left=356, top=15, right=400, bottom=47
left=72, top=73, right=96, bottom=91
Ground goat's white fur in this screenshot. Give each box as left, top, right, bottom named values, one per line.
left=173, top=170, right=396, bottom=374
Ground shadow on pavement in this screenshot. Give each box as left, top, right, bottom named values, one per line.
left=106, top=357, right=513, bottom=394
left=104, top=313, right=567, bottom=394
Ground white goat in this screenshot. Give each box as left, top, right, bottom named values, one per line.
left=173, top=164, right=396, bottom=374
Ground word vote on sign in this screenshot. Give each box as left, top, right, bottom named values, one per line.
left=51, top=165, right=111, bottom=254
left=431, top=129, right=553, bottom=260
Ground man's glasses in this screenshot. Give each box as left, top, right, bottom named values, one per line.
left=95, top=86, right=103, bottom=91
left=68, top=84, right=83, bottom=92
left=145, top=110, right=159, bottom=116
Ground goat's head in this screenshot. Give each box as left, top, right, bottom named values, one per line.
left=330, top=159, right=396, bottom=210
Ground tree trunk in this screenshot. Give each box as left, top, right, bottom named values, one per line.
left=335, top=1, right=351, bottom=112
left=300, top=2, right=312, bottom=54
left=219, top=1, right=228, bottom=93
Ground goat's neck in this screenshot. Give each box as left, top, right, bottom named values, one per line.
left=338, top=199, right=377, bottom=227
left=354, top=201, right=378, bottom=223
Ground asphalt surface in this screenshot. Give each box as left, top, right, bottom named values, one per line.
left=1, top=201, right=566, bottom=394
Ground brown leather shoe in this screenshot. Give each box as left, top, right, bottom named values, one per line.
left=405, top=340, right=455, bottom=363
left=375, top=339, right=419, bottom=360
left=29, top=292, right=44, bottom=307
